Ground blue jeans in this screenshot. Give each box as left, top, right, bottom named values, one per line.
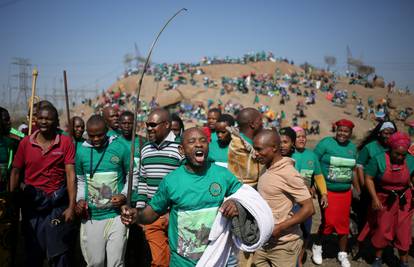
left=226, top=250, right=238, bottom=267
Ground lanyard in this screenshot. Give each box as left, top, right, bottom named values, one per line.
left=89, top=142, right=108, bottom=179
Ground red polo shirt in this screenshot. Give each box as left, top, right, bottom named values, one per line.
left=13, top=130, right=75, bottom=195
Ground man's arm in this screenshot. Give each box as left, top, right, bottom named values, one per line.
left=272, top=198, right=314, bottom=238
left=121, top=205, right=160, bottom=225
left=62, top=164, right=76, bottom=222
left=9, top=167, right=20, bottom=192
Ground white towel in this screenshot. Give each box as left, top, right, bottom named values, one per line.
left=196, top=184, right=274, bottom=267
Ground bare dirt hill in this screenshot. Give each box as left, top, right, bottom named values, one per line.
left=70, top=61, right=414, bottom=141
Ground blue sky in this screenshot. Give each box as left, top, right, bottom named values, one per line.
left=1, top=0, right=413, bottom=109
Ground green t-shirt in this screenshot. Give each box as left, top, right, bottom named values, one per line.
left=57, top=128, right=69, bottom=136
left=292, top=148, right=322, bottom=187
left=357, top=141, right=387, bottom=166
left=210, top=132, right=218, bottom=143
left=107, top=129, right=122, bottom=137
left=208, top=140, right=229, bottom=167
left=74, top=138, right=85, bottom=152
left=149, top=162, right=242, bottom=267
left=365, top=153, right=414, bottom=180
left=0, top=136, right=19, bottom=192
left=314, top=137, right=357, bottom=192
left=75, top=137, right=130, bottom=220
left=118, top=135, right=143, bottom=203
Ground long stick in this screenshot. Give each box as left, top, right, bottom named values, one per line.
left=126, top=8, right=187, bottom=207
left=28, top=68, right=39, bottom=135
left=63, top=70, right=72, bottom=136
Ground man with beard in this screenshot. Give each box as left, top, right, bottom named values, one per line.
left=136, top=108, right=184, bottom=267
left=71, top=116, right=85, bottom=151
left=121, top=127, right=241, bottom=267
left=102, top=106, right=121, bottom=137
left=253, top=129, right=314, bottom=267
left=75, top=114, right=136, bottom=266
left=10, top=104, right=76, bottom=267
left=203, top=108, right=221, bottom=142
left=208, top=114, right=235, bottom=168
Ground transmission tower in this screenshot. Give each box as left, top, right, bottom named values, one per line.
left=11, top=57, right=32, bottom=114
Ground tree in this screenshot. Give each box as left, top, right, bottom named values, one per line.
left=357, top=65, right=375, bottom=77
left=324, top=56, right=337, bottom=71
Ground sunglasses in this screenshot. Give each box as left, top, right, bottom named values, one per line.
left=146, top=121, right=166, bottom=128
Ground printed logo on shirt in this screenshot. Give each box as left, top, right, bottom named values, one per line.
left=307, top=160, right=314, bottom=168
left=110, top=155, right=120, bottom=165
left=51, top=151, right=63, bottom=156
left=348, top=149, right=354, bottom=155
left=209, top=182, right=222, bottom=197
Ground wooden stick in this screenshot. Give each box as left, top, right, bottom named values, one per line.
left=63, top=70, right=72, bottom=136
left=28, top=68, right=39, bottom=135
left=126, top=8, right=187, bottom=207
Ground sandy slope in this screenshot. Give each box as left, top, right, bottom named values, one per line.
left=70, top=61, right=414, bottom=141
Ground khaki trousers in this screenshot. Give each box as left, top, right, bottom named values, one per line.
left=253, top=238, right=303, bottom=267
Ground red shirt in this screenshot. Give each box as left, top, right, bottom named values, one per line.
left=13, top=130, right=75, bottom=195
left=202, top=126, right=212, bottom=143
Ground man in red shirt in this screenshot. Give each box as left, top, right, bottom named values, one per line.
left=10, top=103, right=76, bottom=267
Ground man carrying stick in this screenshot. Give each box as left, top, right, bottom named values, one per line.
left=75, top=114, right=137, bottom=266
left=10, top=103, right=76, bottom=267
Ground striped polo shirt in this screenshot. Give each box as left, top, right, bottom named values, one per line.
left=136, top=131, right=183, bottom=208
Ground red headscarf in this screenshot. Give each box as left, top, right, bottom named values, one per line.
left=387, top=132, right=411, bottom=150
left=335, top=119, right=355, bottom=129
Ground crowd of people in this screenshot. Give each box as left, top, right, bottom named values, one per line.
left=1, top=97, right=414, bottom=267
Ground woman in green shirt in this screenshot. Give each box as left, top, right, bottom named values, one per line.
left=354, top=121, right=396, bottom=241
left=358, top=132, right=413, bottom=267
left=357, top=121, right=397, bottom=186
left=292, top=126, right=328, bottom=267
left=311, top=119, right=359, bottom=267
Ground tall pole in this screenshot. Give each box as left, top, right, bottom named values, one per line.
left=28, top=68, right=38, bottom=135
left=63, top=71, right=72, bottom=136
left=126, top=8, right=187, bottom=207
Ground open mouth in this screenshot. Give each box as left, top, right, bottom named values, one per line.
left=194, top=150, right=205, bottom=163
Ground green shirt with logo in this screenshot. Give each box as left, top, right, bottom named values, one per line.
left=149, top=162, right=242, bottom=267
left=292, top=148, right=322, bottom=187
left=314, top=137, right=356, bottom=192
left=75, top=137, right=130, bottom=220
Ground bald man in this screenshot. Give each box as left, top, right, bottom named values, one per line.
left=102, top=106, right=121, bottom=137
left=136, top=108, right=184, bottom=267
left=227, top=107, right=265, bottom=187
left=226, top=107, right=265, bottom=266
left=121, top=127, right=241, bottom=267
left=252, top=129, right=314, bottom=267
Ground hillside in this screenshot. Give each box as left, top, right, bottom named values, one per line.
left=70, top=61, right=414, bottom=141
